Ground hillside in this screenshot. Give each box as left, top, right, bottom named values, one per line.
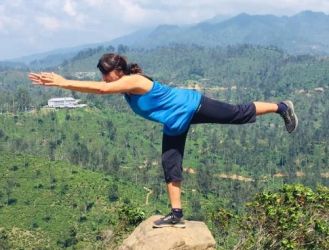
left=1, top=153, right=328, bottom=249
left=0, top=153, right=154, bottom=248
left=0, top=44, right=328, bottom=249
left=110, top=11, right=329, bottom=55
left=57, top=45, right=329, bottom=91
left=1, top=45, right=328, bottom=187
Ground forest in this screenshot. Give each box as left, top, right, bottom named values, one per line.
left=0, top=44, right=328, bottom=249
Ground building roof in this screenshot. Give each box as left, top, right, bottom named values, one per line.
left=48, top=97, right=76, bottom=102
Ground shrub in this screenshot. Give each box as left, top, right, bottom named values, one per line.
left=118, top=203, right=145, bottom=226
left=235, top=184, right=329, bottom=250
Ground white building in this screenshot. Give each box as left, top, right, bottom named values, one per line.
left=47, top=97, right=87, bottom=108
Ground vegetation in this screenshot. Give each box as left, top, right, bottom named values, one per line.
left=0, top=44, right=328, bottom=249
left=0, top=153, right=152, bottom=249
left=210, top=184, right=329, bottom=249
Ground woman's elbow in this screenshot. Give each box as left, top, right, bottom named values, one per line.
left=98, top=88, right=110, bottom=94
left=98, top=87, right=120, bottom=94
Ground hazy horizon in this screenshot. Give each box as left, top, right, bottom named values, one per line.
left=1, top=0, right=329, bottom=60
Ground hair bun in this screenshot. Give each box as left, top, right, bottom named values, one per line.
left=128, top=63, right=142, bottom=74
left=126, top=63, right=132, bottom=74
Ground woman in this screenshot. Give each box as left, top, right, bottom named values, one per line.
left=28, top=53, right=298, bottom=228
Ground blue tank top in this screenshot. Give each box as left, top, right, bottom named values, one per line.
left=124, top=80, right=202, bottom=136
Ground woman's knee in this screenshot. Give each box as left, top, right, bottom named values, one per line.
left=233, top=102, right=257, bottom=124
left=161, top=149, right=183, bottom=183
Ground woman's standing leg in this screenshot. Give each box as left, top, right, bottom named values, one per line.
left=153, top=130, right=188, bottom=228
left=166, top=182, right=182, bottom=210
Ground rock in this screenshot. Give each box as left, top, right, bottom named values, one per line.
left=118, top=215, right=216, bottom=250
left=100, top=229, right=114, bottom=245
left=314, top=87, right=325, bottom=93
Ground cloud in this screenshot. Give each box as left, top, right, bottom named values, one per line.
left=36, top=16, right=61, bottom=31
left=84, top=0, right=105, bottom=7
left=63, top=0, right=77, bottom=17
left=1, top=0, right=329, bottom=60
left=118, top=0, right=154, bottom=24
left=119, top=0, right=146, bottom=20
left=0, top=14, right=24, bottom=34
left=122, top=0, right=329, bottom=21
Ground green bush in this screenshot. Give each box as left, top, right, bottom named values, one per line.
left=235, top=184, right=329, bottom=249
left=118, top=203, right=145, bottom=226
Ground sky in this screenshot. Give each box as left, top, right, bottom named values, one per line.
left=1, top=0, right=329, bottom=60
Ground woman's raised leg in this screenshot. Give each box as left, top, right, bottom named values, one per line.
left=253, top=101, right=278, bottom=115
left=191, top=96, right=298, bottom=133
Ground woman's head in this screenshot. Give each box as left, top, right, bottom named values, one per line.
left=97, top=53, right=142, bottom=82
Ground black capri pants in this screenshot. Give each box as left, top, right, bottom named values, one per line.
left=161, top=95, right=256, bottom=183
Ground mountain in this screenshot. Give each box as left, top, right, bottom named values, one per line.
left=2, top=10, right=329, bottom=69
left=108, top=27, right=156, bottom=48
left=202, top=14, right=233, bottom=24
left=13, top=42, right=109, bottom=63
left=2, top=42, right=107, bottom=70
left=109, top=11, right=329, bottom=55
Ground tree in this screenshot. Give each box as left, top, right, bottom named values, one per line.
left=105, top=120, right=116, bottom=140
left=57, top=227, right=78, bottom=248
left=108, top=184, right=119, bottom=202
left=15, top=86, right=31, bottom=112
left=0, top=229, right=10, bottom=250
left=4, top=179, right=16, bottom=205
left=189, top=193, right=204, bottom=220
left=48, top=141, right=57, bottom=161
left=117, top=44, right=129, bottom=54
left=197, top=158, right=214, bottom=196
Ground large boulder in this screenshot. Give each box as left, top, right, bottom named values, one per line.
left=118, top=215, right=216, bottom=250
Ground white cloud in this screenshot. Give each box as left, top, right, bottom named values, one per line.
left=64, top=0, right=77, bottom=16
left=124, top=0, right=329, bottom=19
left=36, top=16, right=61, bottom=31
left=84, top=0, right=105, bottom=7
left=118, top=0, right=149, bottom=23
left=42, top=0, right=63, bottom=13
left=26, top=35, right=38, bottom=46
left=7, top=0, right=23, bottom=8
left=0, top=15, right=24, bottom=34
left=1, top=0, right=329, bottom=59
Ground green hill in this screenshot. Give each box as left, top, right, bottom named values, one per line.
left=0, top=43, right=328, bottom=249
left=0, top=153, right=151, bottom=249
left=1, top=153, right=328, bottom=249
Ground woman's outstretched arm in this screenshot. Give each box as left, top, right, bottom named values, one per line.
left=28, top=72, right=137, bottom=94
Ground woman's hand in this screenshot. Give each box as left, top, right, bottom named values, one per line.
left=28, top=72, right=67, bottom=87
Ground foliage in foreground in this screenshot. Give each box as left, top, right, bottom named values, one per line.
left=0, top=153, right=328, bottom=249
left=210, top=184, right=329, bottom=249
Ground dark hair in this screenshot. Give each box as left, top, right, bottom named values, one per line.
left=97, top=53, right=142, bottom=75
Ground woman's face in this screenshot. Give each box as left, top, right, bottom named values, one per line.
left=102, top=70, right=124, bottom=82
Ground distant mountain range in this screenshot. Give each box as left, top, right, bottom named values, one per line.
left=0, top=43, right=106, bottom=70
left=2, top=10, right=329, bottom=68
left=110, top=11, right=329, bottom=55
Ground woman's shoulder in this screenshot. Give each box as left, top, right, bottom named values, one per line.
left=124, top=74, right=155, bottom=95
left=140, top=74, right=154, bottom=81
left=124, top=73, right=153, bottom=82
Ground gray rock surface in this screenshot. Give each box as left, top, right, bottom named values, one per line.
left=118, top=215, right=216, bottom=250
